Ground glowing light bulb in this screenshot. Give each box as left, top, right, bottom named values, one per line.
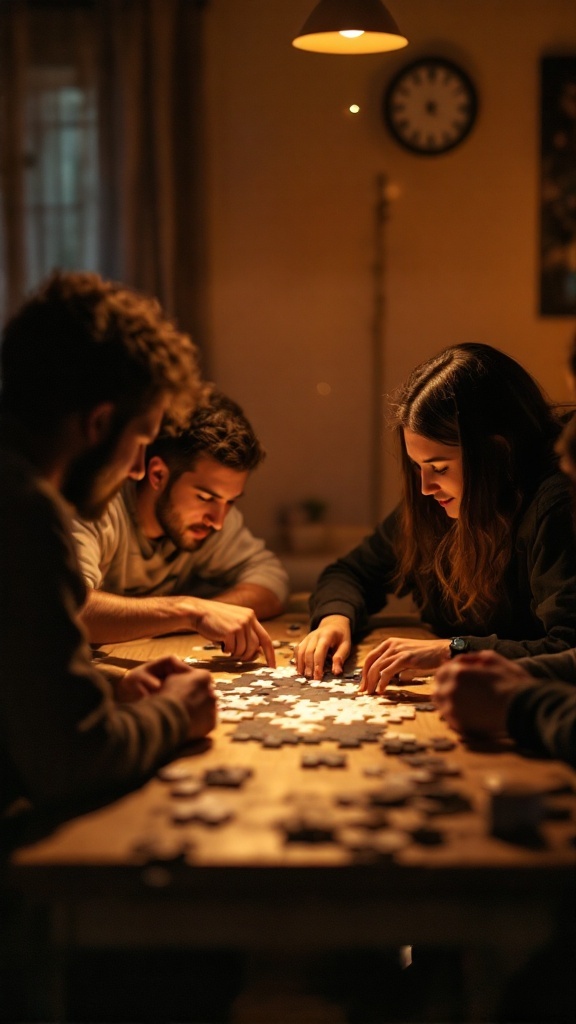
left=340, top=29, right=364, bottom=38
left=349, top=104, right=360, bottom=114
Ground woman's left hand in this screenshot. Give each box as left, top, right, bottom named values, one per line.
left=360, top=636, right=451, bottom=694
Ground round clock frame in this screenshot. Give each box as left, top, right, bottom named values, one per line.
left=383, top=56, right=478, bottom=156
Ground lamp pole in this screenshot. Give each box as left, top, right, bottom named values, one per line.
left=370, top=171, right=390, bottom=523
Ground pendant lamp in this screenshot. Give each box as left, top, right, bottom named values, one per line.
left=292, top=0, right=408, bottom=55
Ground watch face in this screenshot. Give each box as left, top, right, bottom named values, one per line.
left=383, top=57, right=478, bottom=155
left=450, top=637, right=468, bottom=654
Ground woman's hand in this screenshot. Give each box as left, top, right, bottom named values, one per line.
left=295, top=615, right=352, bottom=679
left=361, top=636, right=451, bottom=693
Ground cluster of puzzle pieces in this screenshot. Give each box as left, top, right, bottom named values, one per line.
left=206, top=663, right=443, bottom=752
left=148, top=658, right=465, bottom=853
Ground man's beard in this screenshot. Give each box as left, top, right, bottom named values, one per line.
left=155, top=486, right=212, bottom=551
left=62, top=429, right=124, bottom=520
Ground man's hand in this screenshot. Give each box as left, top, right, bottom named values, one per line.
left=433, top=650, right=532, bottom=738
left=194, top=600, right=276, bottom=667
left=360, top=637, right=451, bottom=694
left=295, top=615, right=352, bottom=679
left=116, top=655, right=190, bottom=702
left=116, top=655, right=210, bottom=702
left=162, top=663, right=217, bottom=741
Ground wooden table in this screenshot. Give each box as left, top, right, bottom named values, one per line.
left=5, top=611, right=576, bottom=1021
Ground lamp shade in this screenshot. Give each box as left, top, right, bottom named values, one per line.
left=292, top=0, right=408, bottom=54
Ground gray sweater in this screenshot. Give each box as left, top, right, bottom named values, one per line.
left=71, top=481, right=289, bottom=603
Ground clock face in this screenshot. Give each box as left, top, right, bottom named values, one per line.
left=384, top=57, right=478, bottom=155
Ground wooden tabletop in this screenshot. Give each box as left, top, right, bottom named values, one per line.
left=8, top=612, right=576, bottom=880
left=6, top=609, right=575, bottom=1024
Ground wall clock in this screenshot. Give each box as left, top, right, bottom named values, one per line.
left=383, top=57, right=478, bottom=155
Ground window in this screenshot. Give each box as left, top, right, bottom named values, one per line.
left=23, top=64, right=99, bottom=289
left=0, top=4, right=99, bottom=323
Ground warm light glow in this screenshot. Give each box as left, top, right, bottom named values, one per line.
left=349, top=103, right=360, bottom=114
left=293, top=30, right=407, bottom=54
left=292, top=0, right=408, bottom=55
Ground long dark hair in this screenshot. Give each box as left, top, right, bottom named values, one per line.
left=390, top=343, right=562, bottom=621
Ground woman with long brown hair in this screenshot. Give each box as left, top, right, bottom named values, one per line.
left=296, top=343, right=576, bottom=692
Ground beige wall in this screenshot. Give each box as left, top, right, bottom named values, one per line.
left=204, top=0, right=576, bottom=548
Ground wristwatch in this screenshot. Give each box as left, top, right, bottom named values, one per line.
left=449, top=637, right=470, bottom=658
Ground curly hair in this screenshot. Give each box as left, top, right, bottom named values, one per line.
left=147, top=383, right=265, bottom=479
left=0, top=270, right=200, bottom=432
left=390, top=343, right=562, bottom=622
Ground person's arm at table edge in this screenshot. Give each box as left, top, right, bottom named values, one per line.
left=24, top=678, right=211, bottom=806
left=80, top=586, right=279, bottom=644
left=516, top=649, right=576, bottom=683
left=79, top=588, right=276, bottom=666
left=506, top=680, right=576, bottom=767
left=79, top=587, right=211, bottom=642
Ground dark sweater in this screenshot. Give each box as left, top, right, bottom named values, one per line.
left=310, top=471, right=576, bottom=658
left=518, top=649, right=576, bottom=683
left=507, top=681, right=576, bottom=767
left=509, top=649, right=576, bottom=766
left=0, top=439, right=189, bottom=816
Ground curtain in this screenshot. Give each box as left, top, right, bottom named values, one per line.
left=0, top=2, right=28, bottom=318
left=98, top=0, right=207, bottom=343
left=0, top=0, right=207, bottom=355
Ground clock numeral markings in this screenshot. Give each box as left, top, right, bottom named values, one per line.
left=385, top=59, right=477, bottom=154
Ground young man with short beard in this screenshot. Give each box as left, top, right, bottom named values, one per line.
left=72, top=386, right=287, bottom=664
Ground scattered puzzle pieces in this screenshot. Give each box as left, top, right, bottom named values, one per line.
left=300, top=752, right=348, bottom=769
left=281, top=815, right=336, bottom=844
left=157, top=762, right=196, bottom=782
left=153, top=648, right=491, bottom=858
left=171, top=794, right=234, bottom=826
left=204, top=766, right=253, bottom=788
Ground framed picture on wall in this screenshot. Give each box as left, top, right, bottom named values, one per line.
left=539, top=56, right=576, bottom=317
